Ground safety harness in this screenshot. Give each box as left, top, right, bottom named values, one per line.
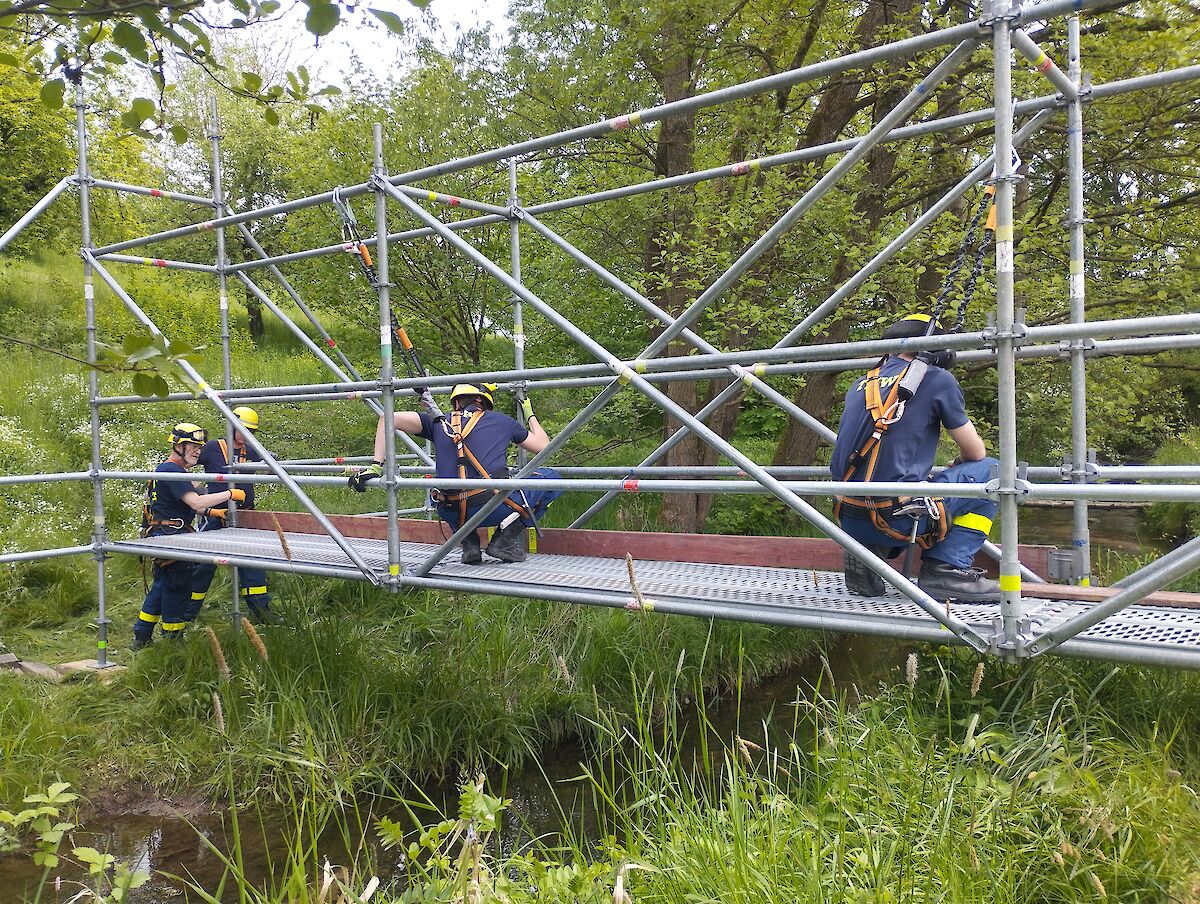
left=432, top=408, right=532, bottom=527
left=832, top=362, right=949, bottom=549
left=139, top=464, right=196, bottom=582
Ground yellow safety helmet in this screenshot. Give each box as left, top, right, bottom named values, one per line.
left=449, top=382, right=497, bottom=409
left=232, top=406, right=259, bottom=431
left=883, top=312, right=945, bottom=340
left=170, top=423, right=207, bottom=447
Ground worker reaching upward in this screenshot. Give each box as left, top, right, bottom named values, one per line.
left=350, top=383, right=562, bottom=565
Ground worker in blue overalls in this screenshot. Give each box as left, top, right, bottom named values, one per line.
left=134, top=424, right=246, bottom=650
left=187, top=406, right=283, bottom=625
left=831, top=314, right=1001, bottom=602
left=349, top=383, right=561, bottom=565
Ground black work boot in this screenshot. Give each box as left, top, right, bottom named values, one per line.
left=918, top=559, right=1001, bottom=603
left=246, top=603, right=285, bottom=626
left=131, top=633, right=153, bottom=652
left=843, top=547, right=889, bottom=597
left=485, top=522, right=527, bottom=563
left=460, top=531, right=482, bottom=565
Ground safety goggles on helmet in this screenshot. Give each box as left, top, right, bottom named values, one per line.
left=231, top=406, right=259, bottom=431
left=449, top=382, right=498, bottom=408
left=170, top=423, right=207, bottom=446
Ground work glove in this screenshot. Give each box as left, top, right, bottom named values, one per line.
left=206, top=508, right=227, bottom=520
left=349, top=462, right=383, bottom=492
left=229, top=488, right=246, bottom=503
left=520, top=398, right=534, bottom=420
left=418, top=388, right=442, bottom=418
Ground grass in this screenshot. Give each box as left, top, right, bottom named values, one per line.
left=36, top=653, right=1196, bottom=903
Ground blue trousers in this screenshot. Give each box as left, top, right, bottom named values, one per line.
left=438, top=467, right=563, bottom=530
left=136, top=558, right=192, bottom=640
left=838, top=457, right=998, bottom=569
left=187, top=518, right=270, bottom=620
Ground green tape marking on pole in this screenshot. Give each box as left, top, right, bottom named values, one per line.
left=97, top=640, right=108, bottom=649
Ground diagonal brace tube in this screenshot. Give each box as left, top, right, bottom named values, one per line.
left=234, top=271, right=434, bottom=467
left=1026, top=534, right=1200, bottom=658
left=0, top=176, right=73, bottom=251
left=641, top=40, right=980, bottom=360
left=521, top=212, right=835, bottom=442
left=376, top=178, right=992, bottom=652
left=86, top=253, right=383, bottom=585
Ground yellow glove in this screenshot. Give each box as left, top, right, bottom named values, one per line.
left=228, top=488, right=247, bottom=503
left=520, top=398, right=534, bottom=420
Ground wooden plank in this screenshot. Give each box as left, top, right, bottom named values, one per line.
left=238, top=511, right=1049, bottom=577
left=1023, top=583, right=1200, bottom=610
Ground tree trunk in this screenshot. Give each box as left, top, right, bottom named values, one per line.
left=772, top=0, right=918, bottom=469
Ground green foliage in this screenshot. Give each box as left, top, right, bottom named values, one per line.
left=0, top=782, right=149, bottom=902
left=1145, top=427, right=1200, bottom=543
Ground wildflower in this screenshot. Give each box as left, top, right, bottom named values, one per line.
left=1052, top=850, right=1064, bottom=867
left=555, top=654, right=572, bottom=684
left=242, top=618, right=268, bottom=661
left=736, top=736, right=762, bottom=765
left=675, top=648, right=686, bottom=678
left=970, top=661, right=985, bottom=697
left=1061, top=841, right=1080, bottom=861
left=211, top=692, right=225, bottom=733
left=820, top=655, right=836, bottom=689
left=905, top=653, right=918, bottom=687
left=271, top=513, right=293, bottom=561
left=205, top=627, right=231, bottom=681
left=1089, top=872, right=1108, bottom=899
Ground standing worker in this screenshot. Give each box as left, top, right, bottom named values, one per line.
left=830, top=314, right=1001, bottom=602
left=187, top=407, right=283, bottom=625
left=350, top=383, right=561, bottom=564
left=134, top=424, right=246, bottom=650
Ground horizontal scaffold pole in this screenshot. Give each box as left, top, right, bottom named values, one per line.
left=90, top=328, right=1200, bottom=408
left=88, top=0, right=1134, bottom=262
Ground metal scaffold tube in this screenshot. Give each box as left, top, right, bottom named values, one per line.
left=1066, top=16, right=1093, bottom=587
left=76, top=73, right=111, bottom=669
left=990, top=0, right=1025, bottom=658
left=374, top=125, right=403, bottom=583
left=1, top=0, right=1197, bottom=668
left=375, top=157, right=996, bottom=652
left=85, top=253, right=383, bottom=584
left=210, top=97, right=243, bottom=624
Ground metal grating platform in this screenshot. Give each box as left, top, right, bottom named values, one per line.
left=109, top=528, right=1200, bottom=669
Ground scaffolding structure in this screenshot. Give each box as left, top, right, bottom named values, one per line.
left=2, top=0, right=1200, bottom=669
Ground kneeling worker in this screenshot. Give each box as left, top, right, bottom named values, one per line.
left=830, top=314, right=1001, bottom=602
left=188, top=406, right=283, bottom=625
left=134, top=424, right=246, bottom=650
left=349, top=383, right=561, bottom=564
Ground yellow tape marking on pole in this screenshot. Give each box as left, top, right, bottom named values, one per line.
left=1069, top=260, right=1083, bottom=275
left=995, top=224, right=1014, bottom=243
left=389, top=564, right=400, bottom=576
left=999, top=574, right=1021, bottom=593
left=528, top=528, right=537, bottom=554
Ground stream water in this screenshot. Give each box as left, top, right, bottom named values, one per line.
left=0, top=508, right=1158, bottom=902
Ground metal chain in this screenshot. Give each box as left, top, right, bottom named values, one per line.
left=929, top=190, right=991, bottom=331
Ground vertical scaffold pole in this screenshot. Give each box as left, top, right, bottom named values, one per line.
left=992, top=0, right=1025, bottom=657
left=210, top=97, right=241, bottom=626
left=509, top=159, right=527, bottom=469
left=374, top=124, right=401, bottom=583
left=1066, top=16, right=1092, bottom=587
left=77, top=73, right=111, bottom=668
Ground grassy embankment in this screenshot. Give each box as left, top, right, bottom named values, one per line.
left=105, top=655, right=1200, bottom=902
left=0, top=254, right=823, bottom=808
